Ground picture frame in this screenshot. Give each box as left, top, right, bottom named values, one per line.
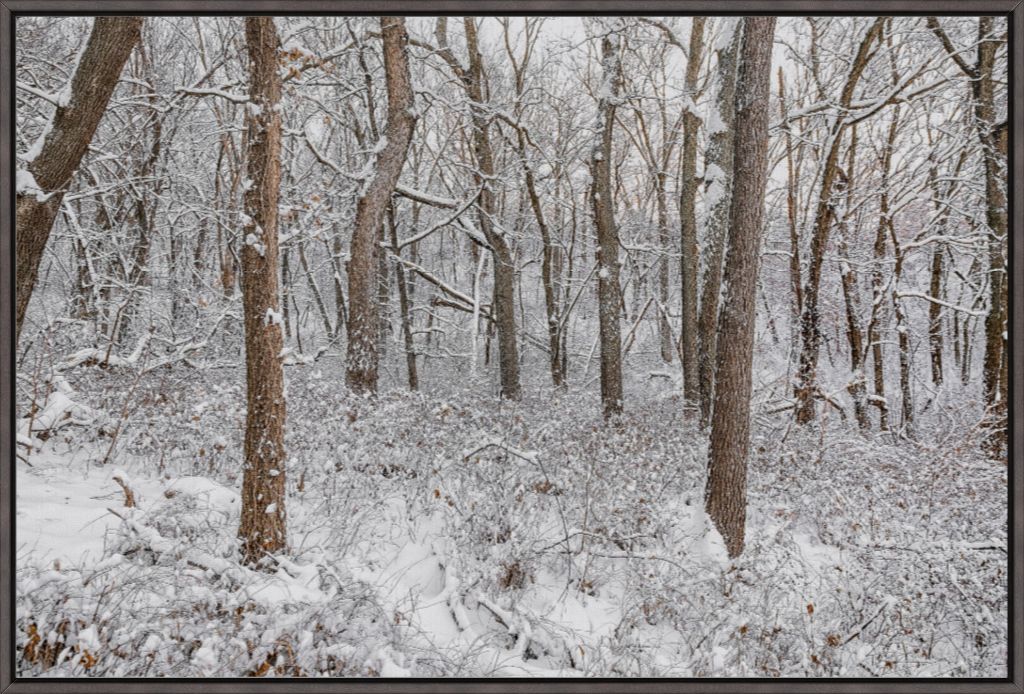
left=2, top=2, right=1021, bottom=691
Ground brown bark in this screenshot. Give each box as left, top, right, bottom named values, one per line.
left=794, top=18, right=885, bottom=425
left=705, top=17, right=776, bottom=559
left=697, top=19, right=741, bottom=427
left=678, top=17, right=706, bottom=412
left=15, top=17, right=143, bottom=343
left=461, top=19, right=522, bottom=400
left=927, top=244, right=945, bottom=386
left=238, top=17, right=287, bottom=566
left=387, top=205, right=419, bottom=391
left=345, top=17, right=417, bottom=394
left=591, top=34, right=625, bottom=417
left=975, top=20, right=1007, bottom=452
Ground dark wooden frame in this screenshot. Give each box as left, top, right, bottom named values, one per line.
left=1, top=1, right=1020, bottom=692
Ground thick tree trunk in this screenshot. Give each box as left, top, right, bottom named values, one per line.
left=704, top=17, right=775, bottom=559
left=697, top=19, right=741, bottom=427
left=591, top=34, right=625, bottom=417
left=15, top=17, right=143, bottom=343
left=794, top=18, right=884, bottom=425
left=345, top=17, right=417, bottom=394
left=238, top=17, right=287, bottom=566
left=678, top=17, right=706, bottom=412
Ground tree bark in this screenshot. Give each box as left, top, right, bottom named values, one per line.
left=345, top=17, right=417, bottom=394
left=15, top=17, right=143, bottom=343
left=704, top=16, right=775, bottom=559
left=974, top=19, right=1007, bottom=452
left=591, top=34, right=625, bottom=417
left=678, top=17, right=706, bottom=413
left=697, top=19, right=742, bottom=427
left=387, top=205, right=419, bottom=390
left=238, top=17, right=287, bottom=566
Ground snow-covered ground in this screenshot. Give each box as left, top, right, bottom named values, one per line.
left=15, top=359, right=1008, bottom=677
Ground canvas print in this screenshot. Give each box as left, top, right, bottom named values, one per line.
left=13, top=15, right=1008, bottom=678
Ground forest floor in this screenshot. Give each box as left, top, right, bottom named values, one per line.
left=15, top=358, right=1008, bottom=677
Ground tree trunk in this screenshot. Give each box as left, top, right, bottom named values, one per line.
left=678, top=17, right=706, bottom=412
left=697, top=18, right=741, bottom=427
left=704, top=16, right=776, bottom=559
left=238, top=17, right=287, bottom=566
left=794, top=18, right=884, bottom=425
left=974, top=18, right=1007, bottom=453
left=591, top=34, right=625, bottom=417
left=345, top=17, right=417, bottom=394
left=838, top=126, right=869, bottom=430
left=656, top=177, right=673, bottom=364
left=387, top=205, right=419, bottom=390
left=461, top=18, right=522, bottom=400
left=927, top=244, right=945, bottom=386
left=777, top=68, right=803, bottom=339
left=15, top=17, right=143, bottom=343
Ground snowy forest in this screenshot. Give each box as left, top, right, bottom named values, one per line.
left=14, top=15, right=1008, bottom=678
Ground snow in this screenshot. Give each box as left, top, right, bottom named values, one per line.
left=15, top=168, right=53, bottom=202
left=13, top=369, right=1006, bottom=677
left=265, top=308, right=283, bottom=326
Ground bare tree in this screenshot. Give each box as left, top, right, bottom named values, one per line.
left=345, top=16, right=418, bottom=394
left=696, top=19, right=741, bottom=426
left=592, top=32, right=625, bottom=417
left=704, top=16, right=775, bottom=559
left=15, top=17, right=143, bottom=342
left=238, top=16, right=287, bottom=566
left=793, top=18, right=885, bottom=425
left=678, top=17, right=706, bottom=414
left=928, top=17, right=1007, bottom=451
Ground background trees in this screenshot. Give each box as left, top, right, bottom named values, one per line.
left=12, top=15, right=1010, bottom=678
left=14, top=15, right=1008, bottom=557
left=15, top=17, right=142, bottom=342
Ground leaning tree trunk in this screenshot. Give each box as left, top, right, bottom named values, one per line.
left=678, top=16, right=706, bottom=413
left=704, top=16, right=776, bottom=559
left=15, top=17, right=143, bottom=343
left=697, top=18, right=742, bottom=427
left=238, top=16, right=287, bottom=566
left=345, top=16, right=417, bottom=394
left=591, top=34, right=625, bottom=418
left=794, top=18, right=885, bottom=425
